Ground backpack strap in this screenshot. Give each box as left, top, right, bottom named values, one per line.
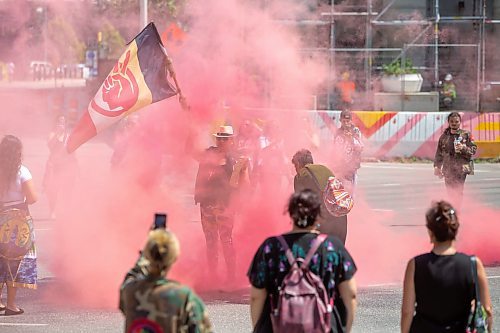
left=303, top=234, right=328, bottom=268
left=277, top=234, right=328, bottom=268
left=304, top=166, right=322, bottom=193
left=470, top=255, right=481, bottom=305
left=277, top=235, right=296, bottom=267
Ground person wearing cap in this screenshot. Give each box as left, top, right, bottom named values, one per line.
left=441, top=73, right=457, bottom=109
left=332, top=110, right=363, bottom=195
left=194, top=125, right=250, bottom=282
left=120, top=229, right=212, bottom=333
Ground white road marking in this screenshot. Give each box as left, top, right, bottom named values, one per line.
left=361, top=164, right=499, bottom=173
left=365, top=282, right=400, bottom=288
left=0, top=323, right=48, bottom=326
left=362, top=165, right=430, bottom=170
left=381, top=183, right=400, bottom=187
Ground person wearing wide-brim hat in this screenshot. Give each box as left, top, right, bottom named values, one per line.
left=212, top=125, right=234, bottom=138
left=194, top=125, right=249, bottom=283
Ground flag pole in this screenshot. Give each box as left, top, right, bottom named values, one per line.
left=162, top=44, right=189, bottom=111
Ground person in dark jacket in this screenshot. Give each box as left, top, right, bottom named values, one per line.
left=292, top=149, right=348, bottom=244
left=434, top=112, right=477, bottom=207
left=120, top=229, right=213, bottom=333
left=194, top=125, right=250, bottom=281
left=401, top=201, right=493, bottom=333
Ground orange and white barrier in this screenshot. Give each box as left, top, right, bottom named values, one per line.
left=309, top=111, right=500, bottom=159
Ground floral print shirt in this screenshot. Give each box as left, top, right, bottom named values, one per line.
left=248, top=232, right=356, bottom=333
left=247, top=232, right=356, bottom=332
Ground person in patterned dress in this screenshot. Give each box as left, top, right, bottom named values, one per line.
left=0, top=135, right=38, bottom=316
left=247, top=189, right=358, bottom=333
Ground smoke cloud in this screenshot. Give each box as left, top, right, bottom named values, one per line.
left=1, top=0, right=499, bottom=310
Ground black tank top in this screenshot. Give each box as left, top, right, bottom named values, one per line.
left=411, top=252, right=474, bottom=332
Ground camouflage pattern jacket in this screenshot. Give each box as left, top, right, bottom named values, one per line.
left=434, top=128, right=477, bottom=177
left=120, top=257, right=212, bottom=333
left=333, top=126, right=364, bottom=179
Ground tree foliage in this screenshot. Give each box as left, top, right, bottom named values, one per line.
left=100, top=22, right=126, bottom=59
left=46, top=16, right=86, bottom=64
left=382, top=58, right=418, bottom=76
left=94, top=0, right=186, bottom=18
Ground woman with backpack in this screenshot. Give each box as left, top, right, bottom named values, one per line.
left=247, top=189, right=358, bottom=333
left=401, top=201, right=493, bottom=333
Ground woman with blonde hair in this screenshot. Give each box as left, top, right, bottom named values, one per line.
left=401, top=200, right=493, bottom=333
left=0, top=135, right=38, bottom=315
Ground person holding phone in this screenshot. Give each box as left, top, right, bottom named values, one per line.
left=433, top=112, right=476, bottom=207
left=119, top=218, right=213, bottom=333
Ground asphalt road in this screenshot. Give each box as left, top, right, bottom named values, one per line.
left=1, top=140, right=500, bottom=332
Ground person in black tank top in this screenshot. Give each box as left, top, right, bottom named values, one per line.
left=401, top=201, right=493, bottom=333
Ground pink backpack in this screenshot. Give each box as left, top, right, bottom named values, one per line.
left=271, top=234, right=332, bottom=333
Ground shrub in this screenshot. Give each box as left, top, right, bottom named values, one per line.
left=382, top=58, right=418, bottom=76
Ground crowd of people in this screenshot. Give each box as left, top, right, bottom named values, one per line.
left=0, top=107, right=493, bottom=332
left=116, top=109, right=490, bottom=332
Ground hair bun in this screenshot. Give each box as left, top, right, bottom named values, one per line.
left=426, top=201, right=460, bottom=242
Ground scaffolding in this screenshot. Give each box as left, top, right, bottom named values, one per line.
left=276, top=0, right=500, bottom=112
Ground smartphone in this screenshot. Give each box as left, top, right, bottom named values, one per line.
left=153, top=213, right=167, bottom=229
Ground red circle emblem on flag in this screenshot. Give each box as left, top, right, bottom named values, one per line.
left=92, top=50, right=140, bottom=117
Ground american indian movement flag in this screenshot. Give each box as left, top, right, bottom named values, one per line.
left=66, top=22, right=178, bottom=153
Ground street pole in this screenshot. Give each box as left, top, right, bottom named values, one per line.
left=140, top=0, right=148, bottom=29
left=44, top=6, right=47, bottom=64
left=36, top=6, right=47, bottom=63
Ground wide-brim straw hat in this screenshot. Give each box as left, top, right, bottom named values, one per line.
left=213, top=125, right=234, bottom=138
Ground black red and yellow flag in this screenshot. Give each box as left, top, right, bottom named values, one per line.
left=67, top=22, right=177, bottom=153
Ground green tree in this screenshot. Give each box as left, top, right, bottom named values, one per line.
left=94, top=0, right=186, bottom=19
left=100, top=22, right=126, bottom=59
left=46, top=16, right=85, bottom=65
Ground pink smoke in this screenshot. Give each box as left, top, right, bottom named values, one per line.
left=2, top=0, right=500, bottom=312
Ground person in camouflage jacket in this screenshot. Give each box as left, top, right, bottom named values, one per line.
left=120, top=229, right=213, bottom=333
left=332, top=109, right=364, bottom=195
left=434, top=112, right=477, bottom=206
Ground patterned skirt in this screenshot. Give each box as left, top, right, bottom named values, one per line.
left=0, top=208, right=37, bottom=289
